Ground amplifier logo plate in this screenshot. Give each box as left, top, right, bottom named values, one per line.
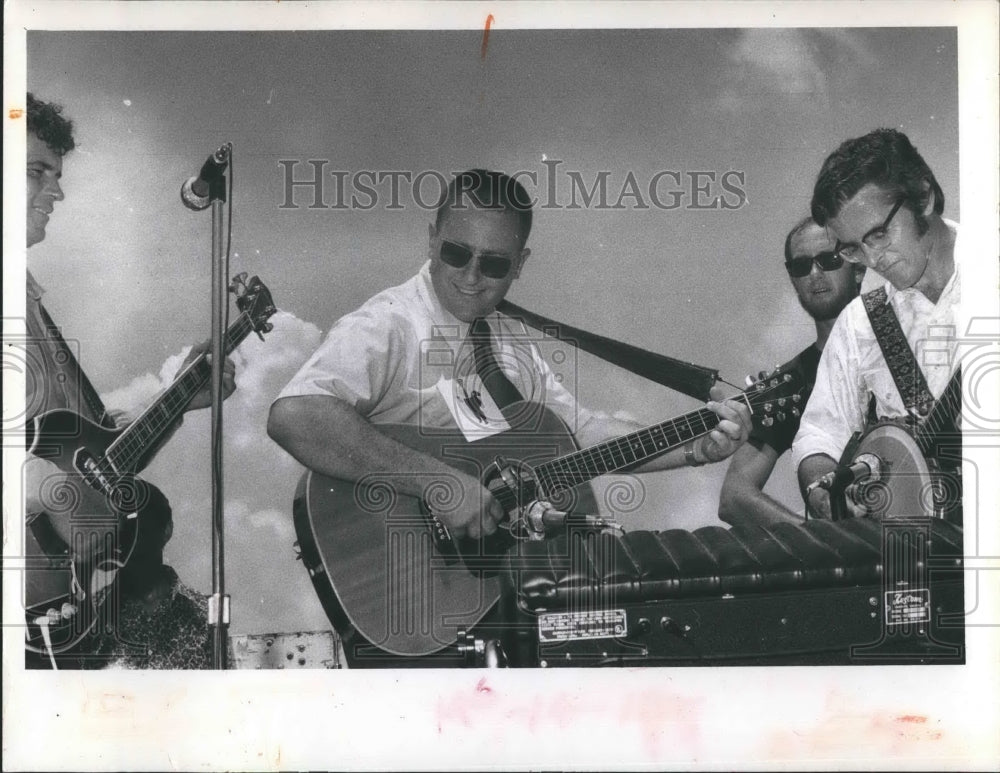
left=538, top=609, right=627, bottom=642
left=885, top=588, right=930, bottom=626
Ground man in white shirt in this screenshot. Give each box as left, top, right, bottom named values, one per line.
left=269, top=170, right=753, bottom=542
left=792, top=129, right=959, bottom=520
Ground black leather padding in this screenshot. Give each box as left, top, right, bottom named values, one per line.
left=507, top=518, right=964, bottom=612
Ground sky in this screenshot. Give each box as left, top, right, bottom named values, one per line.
left=21, top=26, right=966, bottom=636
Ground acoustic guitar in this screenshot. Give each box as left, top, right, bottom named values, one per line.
left=23, top=274, right=276, bottom=659
left=294, top=370, right=804, bottom=658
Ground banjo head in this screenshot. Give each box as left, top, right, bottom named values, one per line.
left=848, top=423, right=936, bottom=519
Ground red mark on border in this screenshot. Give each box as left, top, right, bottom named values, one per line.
left=476, top=677, right=491, bottom=693
left=896, top=715, right=928, bottom=723
left=9, top=108, right=24, bottom=119
left=481, top=14, right=494, bottom=60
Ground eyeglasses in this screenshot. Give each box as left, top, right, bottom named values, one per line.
left=834, top=198, right=905, bottom=262
left=439, top=240, right=515, bottom=279
left=785, top=250, right=845, bottom=278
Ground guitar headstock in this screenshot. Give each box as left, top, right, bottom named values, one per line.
left=743, top=367, right=808, bottom=430
left=231, top=273, right=277, bottom=339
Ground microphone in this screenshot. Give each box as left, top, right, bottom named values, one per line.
left=181, top=143, right=231, bottom=210
left=808, top=453, right=882, bottom=494
left=523, top=500, right=622, bottom=539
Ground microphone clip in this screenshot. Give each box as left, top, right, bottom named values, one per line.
left=515, top=500, right=622, bottom=541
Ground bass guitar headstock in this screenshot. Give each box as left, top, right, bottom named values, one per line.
left=230, top=273, right=277, bottom=340
left=743, top=367, right=807, bottom=430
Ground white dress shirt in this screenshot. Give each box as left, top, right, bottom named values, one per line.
left=791, top=223, right=961, bottom=469
left=275, top=261, right=594, bottom=436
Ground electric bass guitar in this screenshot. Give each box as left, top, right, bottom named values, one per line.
left=23, top=274, right=277, bottom=659
left=836, top=367, right=962, bottom=521
left=294, top=370, right=804, bottom=657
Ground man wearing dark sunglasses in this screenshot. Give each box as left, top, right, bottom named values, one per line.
left=791, top=129, right=960, bottom=520
left=719, top=218, right=864, bottom=528
left=271, top=169, right=752, bottom=547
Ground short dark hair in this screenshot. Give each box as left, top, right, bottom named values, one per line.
left=27, top=92, right=75, bottom=156
left=811, top=129, right=944, bottom=234
left=784, top=216, right=817, bottom=263
left=784, top=215, right=866, bottom=284
left=434, top=169, right=533, bottom=244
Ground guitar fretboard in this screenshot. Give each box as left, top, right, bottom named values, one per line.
left=534, top=405, right=720, bottom=493
left=915, top=367, right=962, bottom=454
left=104, top=313, right=256, bottom=471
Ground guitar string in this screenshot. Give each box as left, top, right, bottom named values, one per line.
left=106, top=313, right=255, bottom=471
left=538, top=408, right=715, bottom=487
left=536, top=383, right=786, bottom=490
left=914, top=369, right=962, bottom=454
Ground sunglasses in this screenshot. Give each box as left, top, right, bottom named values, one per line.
left=439, top=240, right=515, bottom=279
left=785, top=250, right=844, bottom=278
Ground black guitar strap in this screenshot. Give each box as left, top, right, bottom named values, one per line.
left=497, top=300, right=719, bottom=401
left=37, top=301, right=113, bottom=428
left=862, top=287, right=934, bottom=418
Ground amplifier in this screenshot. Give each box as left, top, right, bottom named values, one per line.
left=499, top=518, right=965, bottom=667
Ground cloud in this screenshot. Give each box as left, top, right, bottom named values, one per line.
left=100, top=352, right=188, bottom=420
left=103, top=311, right=328, bottom=635
left=713, top=29, right=833, bottom=116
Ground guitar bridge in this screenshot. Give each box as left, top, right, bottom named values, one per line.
left=74, top=450, right=116, bottom=500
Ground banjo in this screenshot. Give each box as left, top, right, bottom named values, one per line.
left=834, top=367, right=962, bottom=521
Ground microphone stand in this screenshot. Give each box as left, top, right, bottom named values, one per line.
left=182, top=143, right=233, bottom=669
left=208, top=176, right=229, bottom=669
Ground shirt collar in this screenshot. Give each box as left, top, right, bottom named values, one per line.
left=882, top=219, right=960, bottom=304
left=26, top=270, right=44, bottom=301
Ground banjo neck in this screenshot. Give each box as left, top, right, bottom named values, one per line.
left=912, top=367, right=962, bottom=456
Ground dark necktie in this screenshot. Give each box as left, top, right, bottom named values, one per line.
left=470, top=317, right=523, bottom=410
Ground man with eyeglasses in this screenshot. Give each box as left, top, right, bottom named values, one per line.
left=791, top=129, right=960, bottom=520
left=719, top=218, right=865, bottom=528
left=269, top=169, right=751, bottom=549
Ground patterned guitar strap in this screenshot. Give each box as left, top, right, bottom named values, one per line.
left=36, top=301, right=113, bottom=427
left=862, top=287, right=935, bottom=421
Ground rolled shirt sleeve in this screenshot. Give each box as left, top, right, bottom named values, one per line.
left=790, top=310, right=869, bottom=468
left=273, top=263, right=598, bottom=435
left=275, top=301, right=406, bottom=418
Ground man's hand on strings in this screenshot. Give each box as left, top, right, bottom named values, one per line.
left=694, top=384, right=753, bottom=464
left=177, top=339, right=237, bottom=412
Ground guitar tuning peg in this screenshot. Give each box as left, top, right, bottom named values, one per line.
left=776, top=411, right=787, bottom=422
left=745, top=374, right=755, bottom=387
left=761, top=416, right=774, bottom=427
left=777, top=397, right=786, bottom=407
left=763, top=402, right=773, bottom=413
left=791, top=407, right=801, bottom=418
left=792, top=393, right=802, bottom=403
